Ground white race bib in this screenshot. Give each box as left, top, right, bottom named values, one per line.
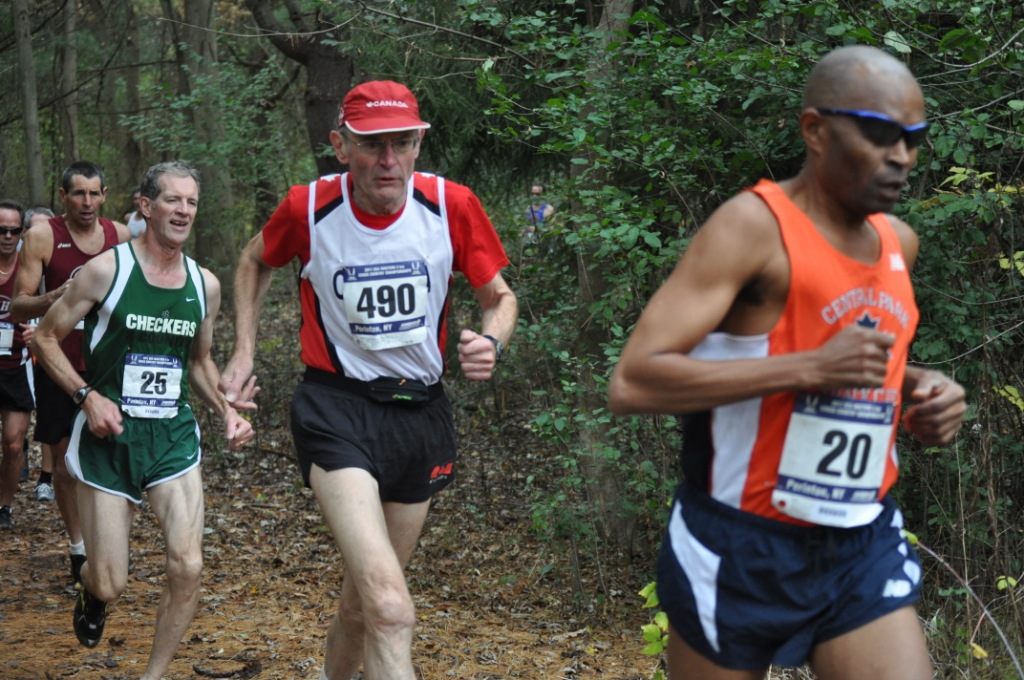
left=0, top=322, right=13, bottom=356
left=772, top=393, right=894, bottom=527
left=338, top=260, right=429, bottom=351
left=121, top=353, right=182, bottom=419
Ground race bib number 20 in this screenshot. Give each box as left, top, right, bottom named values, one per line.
left=772, top=393, right=895, bottom=527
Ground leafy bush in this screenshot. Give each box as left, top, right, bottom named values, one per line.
left=473, top=0, right=1024, bottom=671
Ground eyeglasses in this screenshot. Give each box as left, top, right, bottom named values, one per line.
left=345, top=136, right=420, bottom=156
left=0, top=227, right=24, bottom=237
left=817, top=108, right=930, bottom=149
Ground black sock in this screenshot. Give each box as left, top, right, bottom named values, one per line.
left=38, top=471, right=53, bottom=485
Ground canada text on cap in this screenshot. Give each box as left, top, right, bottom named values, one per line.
left=338, top=81, right=431, bottom=134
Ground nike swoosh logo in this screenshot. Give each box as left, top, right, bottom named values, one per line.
left=186, top=297, right=196, bottom=302
left=186, top=449, right=199, bottom=460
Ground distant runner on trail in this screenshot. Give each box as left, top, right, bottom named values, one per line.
left=522, top=182, right=554, bottom=247
left=34, top=161, right=255, bottom=677
left=219, top=80, right=518, bottom=680
left=609, top=45, right=966, bottom=680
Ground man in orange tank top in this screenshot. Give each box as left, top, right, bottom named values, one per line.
left=609, top=46, right=966, bottom=680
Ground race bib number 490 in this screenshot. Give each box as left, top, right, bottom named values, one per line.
left=121, top=353, right=182, bottom=419
left=338, top=261, right=428, bottom=351
left=772, top=393, right=895, bottom=527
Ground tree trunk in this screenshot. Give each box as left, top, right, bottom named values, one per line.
left=246, top=0, right=355, bottom=177
left=161, top=0, right=236, bottom=271
left=13, top=0, right=46, bottom=206
left=574, top=0, right=636, bottom=553
left=58, top=0, right=80, bottom=165
left=116, top=1, right=144, bottom=208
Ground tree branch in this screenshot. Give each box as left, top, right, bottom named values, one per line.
left=356, top=1, right=537, bottom=68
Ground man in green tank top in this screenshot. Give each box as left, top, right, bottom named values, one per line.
left=33, top=161, right=257, bottom=679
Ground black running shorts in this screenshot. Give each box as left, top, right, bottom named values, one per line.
left=34, top=367, right=79, bottom=444
left=0, top=362, right=35, bottom=413
left=290, top=379, right=457, bottom=503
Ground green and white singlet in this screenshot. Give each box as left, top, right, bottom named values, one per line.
left=66, top=242, right=208, bottom=502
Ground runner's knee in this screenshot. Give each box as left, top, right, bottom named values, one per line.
left=164, top=549, right=202, bottom=589
left=360, top=579, right=415, bottom=639
left=86, top=560, right=129, bottom=601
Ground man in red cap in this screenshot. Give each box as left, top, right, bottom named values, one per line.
left=220, top=80, right=518, bottom=680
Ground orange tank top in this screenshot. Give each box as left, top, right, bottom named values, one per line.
left=681, top=179, right=920, bottom=527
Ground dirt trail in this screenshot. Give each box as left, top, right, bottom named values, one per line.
left=1, top=431, right=655, bottom=679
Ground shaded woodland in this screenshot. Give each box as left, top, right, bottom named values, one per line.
left=1, top=1, right=1024, bottom=677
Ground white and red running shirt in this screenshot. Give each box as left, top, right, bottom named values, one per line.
left=261, top=172, right=509, bottom=384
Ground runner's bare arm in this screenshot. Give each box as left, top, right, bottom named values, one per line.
left=34, top=253, right=123, bottom=437
left=458, top=272, right=518, bottom=381
left=900, top=366, right=966, bottom=445
left=189, top=269, right=255, bottom=450
left=10, top=221, right=61, bottom=323
left=219, top=233, right=274, bottom=403
left=112, top=220, right=133, bottom=243
left=608, top=194, right=896, bottom=415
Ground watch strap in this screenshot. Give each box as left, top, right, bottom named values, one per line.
left=482, top=334, right=504, bottom=363
left=73, top=386, right=93, bottom=406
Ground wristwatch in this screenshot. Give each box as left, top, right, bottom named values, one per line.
left=72, top=385, right=93, bottom=406
left=483, top=334, right=505, bottom=363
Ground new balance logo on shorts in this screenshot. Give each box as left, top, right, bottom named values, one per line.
left=429, top=462, right=453, bottom=483
left=882, top=579, right=912, bottom=598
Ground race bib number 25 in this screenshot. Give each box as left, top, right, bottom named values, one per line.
left=121, top=353, right=182, bottom=419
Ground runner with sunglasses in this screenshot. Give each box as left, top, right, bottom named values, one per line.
left=0, top=200, right=36, bottom=530
left=609, top=45, right=966, bottom=680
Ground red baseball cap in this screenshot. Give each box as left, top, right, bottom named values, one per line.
left=338, top=81, right=431, bottom=134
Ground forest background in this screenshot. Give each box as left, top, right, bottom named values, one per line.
left=2, top=0, right=1024, bottom=678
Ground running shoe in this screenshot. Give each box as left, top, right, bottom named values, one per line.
left=73, top=587, right=107, bottom=648
left=0, top=506, right=12, bottom=529
left=35, top=482, right=54, bottom=501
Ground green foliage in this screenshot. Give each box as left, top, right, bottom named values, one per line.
left=471, top=0, right=1024, bottom=668
left=119, top=46, right=313, bottom=229
left=638, top=582, right=668, bottom=655
left=995, top=385, right=1024, bottom=412
left=637, top=582, right=668, bottom=678
left=8, top=0, right=1024, bottom=670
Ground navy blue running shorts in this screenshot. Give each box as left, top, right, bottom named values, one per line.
left=290, top=379, right=457, bottom=504
left=0, top=362, right=35, bottom=413
left=657, top=482, right=922, bottom=670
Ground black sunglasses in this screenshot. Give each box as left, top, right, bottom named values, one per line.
left=0, top=227, right=23, bottom=237
left=817, top=108, right=930, bottom=149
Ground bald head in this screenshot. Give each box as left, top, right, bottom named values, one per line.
left=803, top=46, right=920, bottom=111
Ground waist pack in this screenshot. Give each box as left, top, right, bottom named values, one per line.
left=303, top=367, right=442, bottom=407
left=367, top=376, right=431, bottom=406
